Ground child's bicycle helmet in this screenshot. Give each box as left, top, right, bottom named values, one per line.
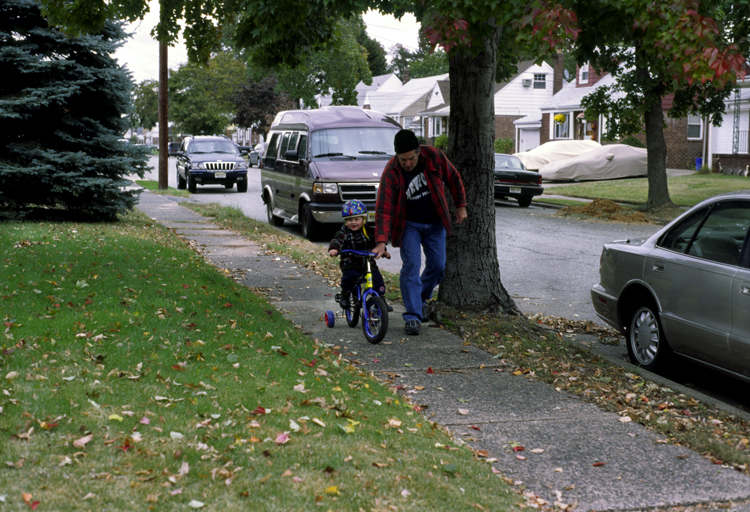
left=342, top=199, right=368, bottom=218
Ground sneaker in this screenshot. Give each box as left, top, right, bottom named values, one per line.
left=405, top=319, right=421, bottom=336
left=386, top=303, right=394, bottom=312
left=339, top=293, right=350, bottom=309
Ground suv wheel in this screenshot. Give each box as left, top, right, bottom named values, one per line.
left=237, top=180, right=248, bottom=193
left=300, top=202, right=322, bottom=240
left=177, top=169, right=186, bottom=190
left=224, top=183, right=234, bottom=190
left=187, top=171, right=197, bottom=193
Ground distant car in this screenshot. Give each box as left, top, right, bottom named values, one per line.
left=514, top=139, right=601, bottom=170
left=591, top=191, right=750, bottom=382
left=248, top=142, right=265, bottom=167
left=175, top=135, right=249, bottom=193
left=493, top=153, right=544, bottom=208
left=168, top=142, right=180, bottom=156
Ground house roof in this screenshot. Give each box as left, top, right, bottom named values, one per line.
left=364, top=73, right=450, bottom=116
left=540, top=71, right=617, bottom=112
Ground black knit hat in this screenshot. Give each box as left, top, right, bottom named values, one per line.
left=394, top=129, right=420, bottom=154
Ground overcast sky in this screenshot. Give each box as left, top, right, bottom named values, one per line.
left=114, top=8, right=421, bottom=84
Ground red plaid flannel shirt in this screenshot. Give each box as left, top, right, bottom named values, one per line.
left=374, top=145, right=467, bottom=248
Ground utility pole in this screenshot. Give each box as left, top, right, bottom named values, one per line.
left=157, top=0, right=169, bottom=191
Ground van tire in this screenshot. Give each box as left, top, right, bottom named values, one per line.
left=300, top=202, right=322, bottom=240
left=266, top=199, right=284, bottom=226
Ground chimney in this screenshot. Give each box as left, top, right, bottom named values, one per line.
left=553, top=52, right=565, bottom=94
left=402, top=66, right=410, bottom=84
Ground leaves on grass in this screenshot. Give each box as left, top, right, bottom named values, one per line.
left=73, top=434, right=93, bottom=449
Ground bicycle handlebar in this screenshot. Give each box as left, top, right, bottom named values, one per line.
left=341, top=249, right=377, bottom=257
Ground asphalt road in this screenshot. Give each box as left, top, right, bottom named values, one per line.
left=137, top=156, right=658, bottom=326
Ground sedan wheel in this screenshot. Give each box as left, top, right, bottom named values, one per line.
left=626, top=301, right=670, bottom=371
left=517, top=196, right=532, bottom=208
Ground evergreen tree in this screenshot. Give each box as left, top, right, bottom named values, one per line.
left=355, top=23, right=388, bottom=76
left=0, top=0, right=148, bottom=221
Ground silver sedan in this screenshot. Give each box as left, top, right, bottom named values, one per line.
left=591, top=191, right=750, bottom=381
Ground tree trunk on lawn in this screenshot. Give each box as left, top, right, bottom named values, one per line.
left=438, top=20, right=520, bottom=316
left=642, top=76, right=674, bottom=210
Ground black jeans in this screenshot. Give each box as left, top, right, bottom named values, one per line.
left=341, top=267, right=386, bottom=297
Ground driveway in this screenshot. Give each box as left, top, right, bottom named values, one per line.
left=136, top=156, right=658, bottom=326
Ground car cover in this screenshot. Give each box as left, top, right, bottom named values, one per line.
left=538, top=144, right=648, bottom=181
left=514, top=140, right=601, bottom=170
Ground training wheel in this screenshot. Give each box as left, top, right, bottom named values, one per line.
left=325, top=310, right=335, bottom=328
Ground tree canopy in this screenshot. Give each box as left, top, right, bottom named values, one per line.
left=231, top=74, right=295, bottom=135
left=133, top=79, right=160, bottom=130
left=169, top=51, right=246, bottom=135
left=0, top=0, right=148, bottom=220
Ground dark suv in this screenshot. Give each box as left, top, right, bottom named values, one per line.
left=175, top=135, right=249, bottom=193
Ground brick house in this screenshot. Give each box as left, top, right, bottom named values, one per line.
left=539, top=64, right=706, bottom=169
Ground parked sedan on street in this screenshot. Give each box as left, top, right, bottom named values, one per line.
left=591, top=191, right=750, bottom=381
left=494, top=153, right=544, bottom=207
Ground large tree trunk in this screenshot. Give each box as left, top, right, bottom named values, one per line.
left=438, top=20, right=519, bottom=316
left=643, top=84, right=674, bottom=210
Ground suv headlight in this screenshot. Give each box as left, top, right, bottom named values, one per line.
left=313, top=183, right=338, bottom=195
left=235, top=160, right=248, bottom=169
left=190, top=162, right=205, bottom=170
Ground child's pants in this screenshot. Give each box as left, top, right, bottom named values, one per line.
left=341, top=267, right=386, bottom=297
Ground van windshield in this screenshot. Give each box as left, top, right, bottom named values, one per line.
left=311, top=128, right=400, bottom=159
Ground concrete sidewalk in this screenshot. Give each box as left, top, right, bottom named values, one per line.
left=136, top=191, right=750, bottom=511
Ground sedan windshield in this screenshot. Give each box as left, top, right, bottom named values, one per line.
left=311, top=128, right=399, bottom=159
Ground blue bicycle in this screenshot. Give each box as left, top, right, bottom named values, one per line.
left=325, top=250, right=389, bottom=344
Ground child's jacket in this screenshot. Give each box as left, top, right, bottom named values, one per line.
left=328, top=225, right=378, bottom=272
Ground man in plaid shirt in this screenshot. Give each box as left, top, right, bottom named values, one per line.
left=372, top=129, right=467, bottom=336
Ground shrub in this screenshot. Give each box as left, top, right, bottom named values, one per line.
left=619, top=136, right=646, bottom=148
left=417, top=136, right=426, bottom=145
left=434, top=134, right=448, bottom=150
left=494, top=137, right=514, bottom=154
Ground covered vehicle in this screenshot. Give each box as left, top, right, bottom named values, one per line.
left=514, top=139, right=600, bottom=170
left=539, top=144, right=647, bottom=181
left=493, top=154, right=543, bottom=207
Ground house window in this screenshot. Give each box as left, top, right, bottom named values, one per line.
left=434, top=117, right=442, bottom=136
left=533, top=74, right=546, bottom=89
left=402, top=117, right=413, bottom=128
left=579, top=63, right=589, bottom=84
left=687, top=114, right=703, bottom=139
left=553, top=112, right=571, bottom=139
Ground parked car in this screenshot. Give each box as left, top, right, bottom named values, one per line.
left=248, top=142, right=265, bottom=167
left=168, top=142, right=180, bottom=156
left=261, top=106, right=401, bottom=240
left=591, top=191, right=750, bottom=382
left=175, top=135, right=249, bottom=193
left=539, top=144, right=647, bottom=181
left=493, top=153, right=544, bottom=208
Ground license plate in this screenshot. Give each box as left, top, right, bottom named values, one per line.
left=510, top=187, right=522, bottom=194
left=367, top=212, right=375, bottom=222
left=214, top=172, right=226, bottom=179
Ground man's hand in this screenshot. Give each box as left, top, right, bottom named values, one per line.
left=372, top=243, right=387, bottom=259
left=455, top=206, right=467, bottom=224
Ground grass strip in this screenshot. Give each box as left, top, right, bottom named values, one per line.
left=0, top=212, right=517, bottom=511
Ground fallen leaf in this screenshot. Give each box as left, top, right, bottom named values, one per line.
left=275, top=433, right=290, bottom=445
left=188, top=500, right=205, bottom=508
left=530, top=449, right=545, bottom=454
left=73, top=434, right=93, bottom=449
left=593, top=462, right=606, bottom=467
left=619, top=416, right=632, bottom=423
left=426, top=367, right=435, bottom=374
left=516, top=455, right=526, bottom=460
left=458, top=409, right=469, bottom=415
left=325, top=486, right=340, bottom=496
left=388, top=418, right=402, bottom=427
left=475, top=450, right=489, bottom=458
left=312, top=418, right=325, bottom=428
left=108, top=414, right=123, bottom=422
left=469, top=425, right=481, bottom=431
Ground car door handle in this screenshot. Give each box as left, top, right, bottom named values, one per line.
left=652, top=262, right=665, bottom=272
left=742, top=286, right=750, bottom=296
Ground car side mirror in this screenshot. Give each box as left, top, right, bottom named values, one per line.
left=285, top=150, right=298, bottom=161
left=176, top=151, right=184, bottom=157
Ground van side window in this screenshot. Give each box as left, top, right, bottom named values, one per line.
left=297, top=135, right=307, bottom=159
left=279, top=132, right=291, bottom=160
left=287, top=132, right=299, bottom=159
left=265, top=133, right=280, bottom=168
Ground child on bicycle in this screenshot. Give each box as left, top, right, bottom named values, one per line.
left=328, top=200, right=391, bottom=310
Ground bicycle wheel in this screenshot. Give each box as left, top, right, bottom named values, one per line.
left=345, top=299, right=360, bottom=328
left=362, top=295, right=388, bottom=344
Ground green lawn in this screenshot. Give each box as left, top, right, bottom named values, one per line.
left=0, top=212, right=518, bottom=511
left=548, top=174, right=750, bottom=207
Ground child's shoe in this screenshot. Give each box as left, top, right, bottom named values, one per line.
left=339, top=291, right=350, bottom=309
